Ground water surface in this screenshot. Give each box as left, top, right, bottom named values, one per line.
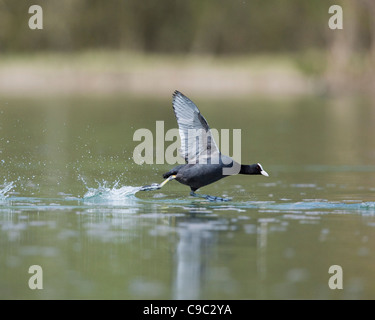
left=1, top=95, right=375, bottom=299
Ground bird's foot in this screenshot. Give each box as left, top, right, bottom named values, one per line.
left=140, top=175, right=176, bottom=192
left=190, top=191, right=231, bottom=202
left=205, top=195, right=231, bottom=202
left=139, top=183, right=161, bottom=191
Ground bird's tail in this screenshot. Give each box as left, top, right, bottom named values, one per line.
left=162, top=165, right=183, bottom=179
left=163, top=169, right=178, bottom=179
left=162, top=171, right=174, bottom=179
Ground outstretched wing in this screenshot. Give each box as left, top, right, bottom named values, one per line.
left=172, top=90, right=220, bottom=164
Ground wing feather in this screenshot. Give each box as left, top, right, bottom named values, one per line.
left=172, top=90, right=220, bottom=163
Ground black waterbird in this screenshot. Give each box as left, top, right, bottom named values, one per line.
left=141, top=90, right=269, bottom=201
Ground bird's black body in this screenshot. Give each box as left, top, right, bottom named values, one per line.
left=163, top=159, right=264, bottom=192
left=164, top=164, right=224, bottom=192
left=164, top=160, right=229, bottom=192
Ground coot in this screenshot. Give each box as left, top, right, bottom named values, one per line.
left=141, top=90, right=269, bottom=201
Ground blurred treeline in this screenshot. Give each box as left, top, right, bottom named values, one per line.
left=0, top=0, right=374, bottom=55
left=1, top=0, right=375, bottom=95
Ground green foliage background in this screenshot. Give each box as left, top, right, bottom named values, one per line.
left=0, top=0, right=373, bottom=55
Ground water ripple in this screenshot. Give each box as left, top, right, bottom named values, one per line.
left=1, top=181, right=375, bottom=216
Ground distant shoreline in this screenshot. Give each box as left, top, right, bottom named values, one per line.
left=0, top=51, right=371, bottom=98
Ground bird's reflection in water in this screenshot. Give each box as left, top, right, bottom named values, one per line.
left=172, top=212, right=218, bottom=300
left=257, top=220, right=269, bottom=299
left=171, top=206, right=271, bottom=300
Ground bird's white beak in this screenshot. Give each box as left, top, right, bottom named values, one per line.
left=261, top=170, right=269, bottom=177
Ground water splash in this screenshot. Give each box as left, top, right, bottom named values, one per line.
left=0, top=181, right=15, bottom=199
left=81, top=179, right=141, bottom=204
left=360, top=202, right=375, bottom=210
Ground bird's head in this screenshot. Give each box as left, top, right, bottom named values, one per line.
left=256, top=163, right=269, bottom=177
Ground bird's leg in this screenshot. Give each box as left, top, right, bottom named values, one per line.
left=190, top=191, right=231, bottom=202
left=140, top=175, right=176, bottom=191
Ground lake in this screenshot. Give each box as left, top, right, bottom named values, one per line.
left=1, top=94, right=375, bottom=299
